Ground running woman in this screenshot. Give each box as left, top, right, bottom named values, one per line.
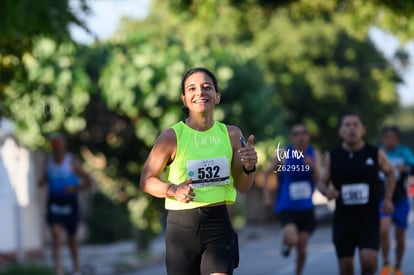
left=140, top=67, right=258, bottom=275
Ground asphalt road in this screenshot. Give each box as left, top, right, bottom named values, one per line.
left=125, top=215, right=414, bottom=275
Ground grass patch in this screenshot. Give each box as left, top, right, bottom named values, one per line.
left=0, top=264, right=54, bottom=275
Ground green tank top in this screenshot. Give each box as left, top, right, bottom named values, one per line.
left=165, top=121, right=236, bottom=210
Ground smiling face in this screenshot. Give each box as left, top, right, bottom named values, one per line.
left=181, top=71, right=220, bottom=114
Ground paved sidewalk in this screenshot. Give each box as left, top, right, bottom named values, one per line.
left=42, top=234, right=166, bottom=275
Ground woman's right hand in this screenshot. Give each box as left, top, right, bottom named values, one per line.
left=167, top=178, right=196, bottom=203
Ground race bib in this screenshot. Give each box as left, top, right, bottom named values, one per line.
left=289, top=181, right=312, bottom=200
left=341, top=183, right=369, bottom=205
left=187, top=157, right=230, bottom=188
left=389, top=157, right=404, bottom=167
left=50, top=203, right=72, bottom=215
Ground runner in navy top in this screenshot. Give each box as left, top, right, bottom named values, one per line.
left=317, top=112, right=396, bottom=275
left=39, top=134, right=92, bottom=275
left=264, top=123, right=320, bottom=275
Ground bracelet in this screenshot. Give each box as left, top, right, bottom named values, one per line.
left=243, top=165, right=256, bottom=174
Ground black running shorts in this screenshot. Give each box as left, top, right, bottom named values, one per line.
left=333, top=223, right=379, bottom=258
left=278, top=209, right=316, bottom=234
left=46, top=199, right=79, bottom=235
left=165, top=204, right=239, bottom=275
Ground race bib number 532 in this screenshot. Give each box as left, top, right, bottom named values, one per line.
left=187, top=157, right=230, bottom=188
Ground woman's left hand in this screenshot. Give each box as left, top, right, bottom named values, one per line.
left=239, top=135, right=257, bottom=171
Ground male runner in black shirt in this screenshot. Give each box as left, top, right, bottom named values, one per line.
left=317, top=112, right=396, bottom=275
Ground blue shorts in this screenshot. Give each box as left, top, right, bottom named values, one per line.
left=380, top=198, right=410, bottom=229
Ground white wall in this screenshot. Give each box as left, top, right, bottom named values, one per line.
left=0, top=134, right=43, bottom=256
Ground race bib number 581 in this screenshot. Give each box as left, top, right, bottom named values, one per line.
left=341, top=183, right=369, bottom=205
left=187, top=157, right=230, bottom=188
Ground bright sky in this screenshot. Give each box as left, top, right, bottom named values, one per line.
left=369, top=27, right=414, bottom=106
left=70, top=0, right=414, bottom=106
left=69, top=0, right=150, bottom=44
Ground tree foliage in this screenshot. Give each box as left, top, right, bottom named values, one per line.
left=168, top=0, right=414, bottom=42
left=248, top=10, right=399, bottom=149
left=0, top=0, right=90, bottom=144
left=0, top=0, right=89, bottom=42
left=2, top=38, right=91, bottom=146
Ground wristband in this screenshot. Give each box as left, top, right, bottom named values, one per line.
left=243, top=165, right=256, bottom=174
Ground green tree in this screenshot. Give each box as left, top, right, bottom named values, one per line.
left=0, top=0, right=90, bottom=145
left=168, top=0, right=414, bottom=41
left=1, top=38, right=91, bottom=146
left=0, top=0, right=89, bottom=42
left=249, top=11, right=400, bottom=149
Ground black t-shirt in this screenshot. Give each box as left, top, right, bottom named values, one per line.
left=330, top=143, right=380, bottom=227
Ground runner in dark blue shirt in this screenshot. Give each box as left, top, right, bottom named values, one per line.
left=264, top=123, right=321, bottom=275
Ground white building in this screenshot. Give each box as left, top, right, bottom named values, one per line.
left=0, top=118, right=45, bottom=262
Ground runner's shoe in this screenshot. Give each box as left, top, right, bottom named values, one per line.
left=380, top=265, right=393, bottom=275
